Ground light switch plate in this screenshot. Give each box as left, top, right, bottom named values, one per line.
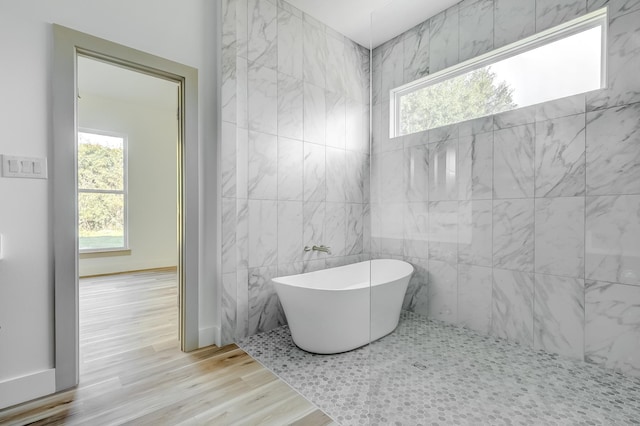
left=1, top=155, right=48, bottom=179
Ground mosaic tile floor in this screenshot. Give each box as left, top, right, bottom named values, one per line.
left=239, top=311, right=640, bottom=426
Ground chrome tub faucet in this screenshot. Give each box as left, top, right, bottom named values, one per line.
left=304, top=245, right=332, bottom=255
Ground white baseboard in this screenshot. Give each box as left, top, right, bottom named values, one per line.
left=199, top=325, right=220, bottom=348
left=0, top=368, right=56, bottom=410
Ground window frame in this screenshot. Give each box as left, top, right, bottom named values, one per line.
left=77, top=128, right=130, bottom=254
left=390, top=7, right=608, bottom=138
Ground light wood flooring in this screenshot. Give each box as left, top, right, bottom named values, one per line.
left=0, top=270, right=334, bottom=426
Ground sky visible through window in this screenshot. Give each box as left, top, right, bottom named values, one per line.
left=490, top=26, right=602, bottom=107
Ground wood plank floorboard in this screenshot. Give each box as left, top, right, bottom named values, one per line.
left=0, top=270, right=335, bottom=426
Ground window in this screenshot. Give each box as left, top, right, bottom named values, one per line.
left=391, top=8, right=607, bottom=137
left=78, top=130, right=128, bottom=252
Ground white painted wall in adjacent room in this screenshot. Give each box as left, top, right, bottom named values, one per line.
left=78, top=92, right=178, bottom=277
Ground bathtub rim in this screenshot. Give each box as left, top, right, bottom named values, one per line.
left=272, top=259, right=414, bottom=292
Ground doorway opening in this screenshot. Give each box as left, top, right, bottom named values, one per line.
left=53, top=25, right=200, bottom=392
left=76, top=56, right=180, bottom=377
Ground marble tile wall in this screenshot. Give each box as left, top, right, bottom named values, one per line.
left=371, top=0, right=640, bottom=377
left=221, top=0, right=370, bottom=344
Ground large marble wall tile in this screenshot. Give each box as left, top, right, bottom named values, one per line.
left=248, top=266, right=284, bottom=334
left=326, top=92, right=346, bottom=149
left=303, top=201, right=325, bottom=260
left=221, top=121, right=237, bottom=198
left=429, top=123, right=460, bottom=144
left=222, top=199, right=237, bottom=275
left=236, top=269, right=249, bottom=339
left=586, top=103, right=640, bottom=195
left=587, top=10, right=640, bottom=110
left=277, top=136, right=303, bottom=201
left=429, top=6, right=459, bottom=73
left=380, top=36, right=404, bottom=100
left=222, top=0, right=237, bottom=52
left=277, top=73, right=303, bottom=140
left=325, top=34, right=346, bottom=95
left=302, top=13, right=326, bottom=87
left=346, top=100, right=368, bottom=153
left=493, top=105, right=537, bottom=130
left=303, top=142, right=326, bottom=202
left=458, top=200, right=493, bottom=267
left=458, top=133, right=493, bottom=200
left=587, top=0, right=640, bottom=17
left=404, top=130, right=429, bottom=148
left=403, top=257, right=429, bottom=315
left=586, top=195, right=640, bottom=285
left=459, top=116, right=494, bottom=137
left=535, top=0, right=586, bottom=32
left=277, top=262, right=303, bottom=278
left=356, top=44, right=371, bottom=104
left=459, top=0, right=494, bottom=62
left=221, top=49, right=237, bottom=124
left=236, top=0, right=248, bottom=59
left=376, top=101, right=399, bottom=153
left=404, top=145, right=429, bottom=202
left=458, top=264, right=492, bottom=334
left=586, top=280, right=640, bottom=377
left=494, top=0, right=535, bottom=48
left=326, top=147, right=346, bottom=202
left=362, top=203, right=371, bottom=254
left=303, top=82, right=326, bottom=145
left=534, top=274, right=585, bottom=360
left=277, top=200, right=303, bottom=264
left=221, top=272, right=237, bottom=345
left=379, top=203, right=404, bottom=256
left=248, top=131, right=277, bottom=199
left=248, top=62, right=277, bottom=135
left=535, top=197, right=585, bottom=278
left=236, top=199, right=249, bottom=269
left=371, top=47, right=383, bottom=106
left=345, top=151, right=367, bottom=203
left=303, top=259, right=326, bottom=273
left=346, top=203, right=364, bottom=255
left=429, top=201, right=458, bottom=263
left=236, top=56, right=249, bottom=129
left=325, top=202, right=347, bottom=257
left=403, top=21, right=430, bottom=83
left=370, top=153, right=382, bottom=204
left=491, top=268, right=534, bottom=346
left=429, top=139, right=459, bottom=201
left=370, top=102, right=381, bottom=155
left=236, top=128, right=249, bottom=199
left=247, top=0, right=277, bottom=68
left=535, top=114, right=586, bottom=197
left=535, top=93, right=586, bottom=122
left=428, top=259, right=458, bottom=323
left=248, top=199, right=278, bottom=267
left=493, top=124, right=535, bottom=199
left=277, top=7, right=303, bottom=79
left=344, top=40, right=367, bottom=103
left=404, top=202, right=429, bottom=259
left=379, top=149, right=404, bottom=203
left=493, top=199, right=534, bottom=272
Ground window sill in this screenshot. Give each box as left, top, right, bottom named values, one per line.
left=80, top=249, right=132, bottom=259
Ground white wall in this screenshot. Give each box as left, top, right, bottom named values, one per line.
left=78, top=92, right=178, bottom=277
left=0, top=0, right=218, bottom=396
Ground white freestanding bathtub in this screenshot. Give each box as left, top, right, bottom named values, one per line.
left=272, top=259, right=414, bottom=354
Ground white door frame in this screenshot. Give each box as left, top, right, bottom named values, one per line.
left=52, top=25, right=200, bottom=391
